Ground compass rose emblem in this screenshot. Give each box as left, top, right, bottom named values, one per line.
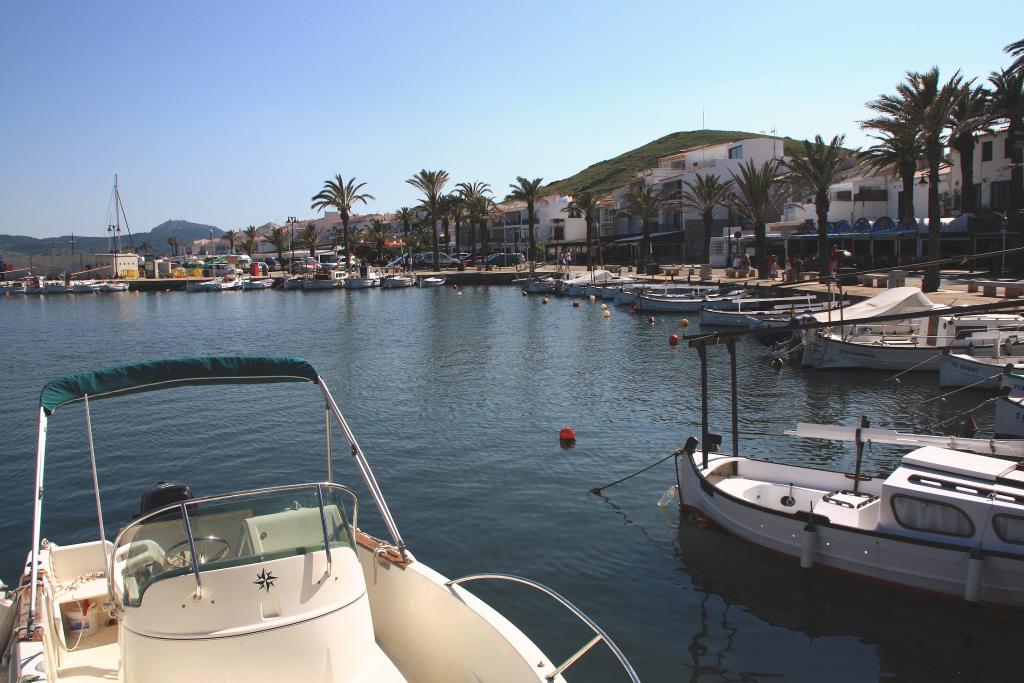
left=254, top=568, right=277, bottom=592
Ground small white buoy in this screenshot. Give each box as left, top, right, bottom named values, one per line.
left=456, top=291, right=463, bottom=296
left=600, top=303, right=607, bottom=310
left=589, top=295, right=596, bottom=302
left=602, top=309, right=611, bottom=318
left=965, top=548, right=984, bottom=605
left=800, top=521, right=816, bottom=570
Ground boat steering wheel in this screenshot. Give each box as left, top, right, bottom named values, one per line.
left=164, top=535, right=230, bottom=568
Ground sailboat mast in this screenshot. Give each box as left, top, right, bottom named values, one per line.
left=114, top=174, right=122, bottom=254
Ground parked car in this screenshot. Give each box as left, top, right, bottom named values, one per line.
left=485, top=253, right=525, bottom=267
left=262, top=257, right=279, bottom=271
left=412, top=252, right=461, bottom=269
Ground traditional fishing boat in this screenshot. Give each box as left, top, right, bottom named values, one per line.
left=282, top=276, right=306, bottom=290
left=561, top=270, right=618, bottom=297
left=798, top=288, right=1024, bottom=371
left=698, top=294, right=822, bottom=327
left=99, top=281, right=129, bottom=293
left=303, top=270, right=346, bottom=290
left=613, top=284, right=717, bottom=307
left=672, top=421, right=1024, bottom=609
left=419, top=277, right=445, bottom=288
left=1, top=356, right=639, bottom=682
left=344, top=265, right=381, bottom=289
left=635, top=291, right=743, bottom=314
left=939, top=352, right=1024, bottom=388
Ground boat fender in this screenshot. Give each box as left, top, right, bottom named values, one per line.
left=800, top=521, right=817, bottom=570
left=964, top=548, right=984, bottom=605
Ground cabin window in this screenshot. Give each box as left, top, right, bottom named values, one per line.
left=891, top=495, right=974, bottom=537
left=993, top=515, right=1024, bottom=544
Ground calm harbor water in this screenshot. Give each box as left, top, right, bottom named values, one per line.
left=1, top=286, right=1022, bottom=682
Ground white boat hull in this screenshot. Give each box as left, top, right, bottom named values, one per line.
left=676, top=451, right=1024, bottom=608
left=420, top=277, right=445, bottom=288
left=801, top=334, right=1021, bottom=371
left=242, top=279, right=274, bottom=290
left=939, top=353, right=1022, bottom=388
left=72, top=282, right=101, bottom=293
left=345, top=277, right=379, bottom=289
left=382, top=276, right=414, bottom=289
left=303, top=279, right=342, bottom=290
left=99, top=282, right=129, bottom=292
left=995, top=396, right=1024, bottom=437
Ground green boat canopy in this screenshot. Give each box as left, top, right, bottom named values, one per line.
left=40, top=355, right=320, bottom=416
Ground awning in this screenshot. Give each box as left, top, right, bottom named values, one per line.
left=40, top=355, right=320, bottom=416
left=610, top=230, right=685, bottom=244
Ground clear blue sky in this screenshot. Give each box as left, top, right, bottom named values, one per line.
left=2, top=0, right=1020, bottom=238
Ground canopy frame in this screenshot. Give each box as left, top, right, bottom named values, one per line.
left=27, top=356, right=407, bottom=631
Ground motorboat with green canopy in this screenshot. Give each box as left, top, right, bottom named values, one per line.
left=1, top=355, right=640, bottom=682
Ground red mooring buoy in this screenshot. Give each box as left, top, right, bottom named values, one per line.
left=559, top=427, right=577, bottom=442
left=669, top=334, right=680, bottom=346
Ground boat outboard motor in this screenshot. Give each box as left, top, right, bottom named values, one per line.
left=138, top=481, right=193, bottom=517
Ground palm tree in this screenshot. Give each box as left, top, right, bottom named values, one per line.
left=859, top=120, right=922, bottom=227
left=138, top=242, right=152, bottom=255
left=728, top=160, right=790, bottom=278
left=622, top=185, right=671, bottom=273
left=240, top=235, right=258, bottom=257
left=362, top=218, right=389, bottom=264
left=268, top=226, right=289, bottom=264
left=506, top=176, right=545, bottom=270
left=223, top=230, right=238, bottom=254
left=166, top=236, right=179, bottom=257
left=393, top=206, right=415, bottom=243
left=990, top=68, right=1024, bottom=238
left=949, top=83, right=992, bottom=216
left=783, top=135, right=853, bottom=269
left=1007, top=38, right=1024, bottom=75
left=564, top=190, right=600, bottom=270
left=445, top=192, right=467, bottom=258
left=311, top=175, right=374, bottom=271
left=456, top=181, right=493, bottom=260
left=865, top=67, right=963, bottom=291
left=677, top=174, right=734, bottom=264
left=406, top=170, right=449, bottom=270
left=297, top=223, right=323, bottom=257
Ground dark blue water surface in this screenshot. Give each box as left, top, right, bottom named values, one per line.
left=1, top=287, right=1021, bottom=682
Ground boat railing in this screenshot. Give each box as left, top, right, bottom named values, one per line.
left=445, top=573, right=641, bottom=682
left=108, top=481, right=358, bottom=604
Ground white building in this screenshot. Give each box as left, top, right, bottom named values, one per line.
left=486, top=194, right=586, bottom=258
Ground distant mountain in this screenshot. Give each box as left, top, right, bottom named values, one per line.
left=543, top=129, right=811, bottom=196
left=0, top=219, right=223, bottom=256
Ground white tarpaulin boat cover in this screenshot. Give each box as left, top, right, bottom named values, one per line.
left=806, top=286, right=944, bottom=323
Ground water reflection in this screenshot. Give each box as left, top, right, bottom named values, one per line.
left=667, top=509, right=1024, bottom=682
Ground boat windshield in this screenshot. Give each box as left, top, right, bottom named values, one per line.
left=113, top=484, right=356, bottom=607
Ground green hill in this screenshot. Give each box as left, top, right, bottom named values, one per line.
left=0, top=219, right=223, bottom=257
left=544, top=129, right=809, bottom=197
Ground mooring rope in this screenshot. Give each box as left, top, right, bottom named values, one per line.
left=591, top=447, right=687, bottom=495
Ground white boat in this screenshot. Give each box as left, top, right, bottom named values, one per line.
left=304, top=270, right=347, bottom=290
left=1, top=281, right=26, bottom=295
left=525, top=272, right=575, bottom=294
left=613, top=283, right=716, bottom=307
left=99, top=281, right=129, bottom=293
left=674, top=423, right=1024, bottom=608
left=420, top=277, right=445, bottom=288
left=185, top=280, right=208, bottom=292
left=561, top=270, right=618, bottom=297
left=72, top=280, right=102, bottom=294
left=241, top=278, right=274, bottom=290
left=2, top=356, right=639, bottom=682
left=382, top=275, right=415, bottom=289
left=939, top=352, right=1024, bottom=388
left=43, top=280, right=74, bottom=294
left=635, top=290, right=743, bottom=314
left=344, top=266, right=382, bottom=289
left=803, top=315, right=1024, bottom=371
left=699, top=295, right=820, bottom=327
left=282, top=276, right=306, bottom=290
left=995, top=393, right=1024, bottom=437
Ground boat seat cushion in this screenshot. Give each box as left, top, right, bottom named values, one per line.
left=243, top=505, right=344, bottom=556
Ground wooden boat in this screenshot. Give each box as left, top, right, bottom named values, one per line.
left=938, top=352, right=1024, bottom=388
left=72, top=280, right=102, bottom=294
left=2, top=356, right=639, bottom=682
left=344, top=266, right=381, bottom=289
left=303, top=270, right=346, bottom=290
left=241, top=278, right=274, bottom=290
left=674, top=422, right=1024, bottom=608
left=98, top=281, right=129, bottom=293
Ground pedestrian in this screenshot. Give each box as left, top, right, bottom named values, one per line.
left=829, top=246, right=838, bottom=276
left=768, top=255, right=779, bottom=279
